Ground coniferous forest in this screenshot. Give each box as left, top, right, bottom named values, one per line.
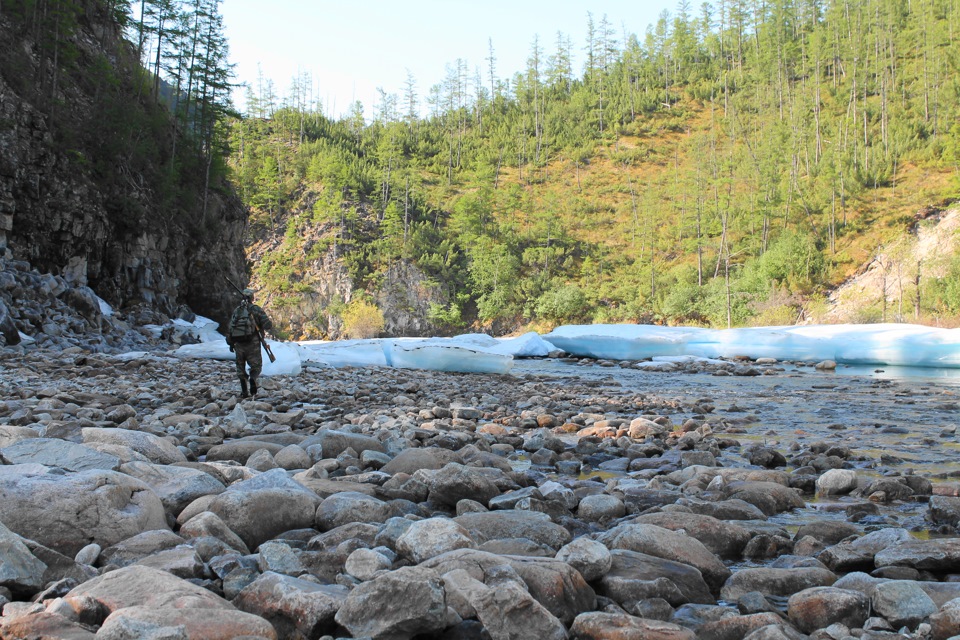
left=146, top=1, right=960, bottom=338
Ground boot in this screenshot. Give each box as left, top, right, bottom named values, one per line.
left=249, top=377, right=258, bottom=396
left=239, top=378, right=249, bottom=399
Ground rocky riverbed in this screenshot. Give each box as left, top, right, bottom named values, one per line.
left=3, top=343, right=960, bottom=640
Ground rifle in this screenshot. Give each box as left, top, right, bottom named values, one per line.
left=225, top=278, right=276, bottom=363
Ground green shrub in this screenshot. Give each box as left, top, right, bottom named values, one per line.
left=340, top=298, right=385, bottom=339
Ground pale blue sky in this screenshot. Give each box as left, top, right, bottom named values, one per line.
left=220, top=0, right=682, bottom=119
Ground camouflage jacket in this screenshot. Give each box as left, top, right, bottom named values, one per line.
left=227, top=302, right=272, bottom=340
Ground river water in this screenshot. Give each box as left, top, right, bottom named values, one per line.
left=511, top=357, right=960, bottom=536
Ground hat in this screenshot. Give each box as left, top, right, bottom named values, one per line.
left=242, top=288, right=254, bottom=297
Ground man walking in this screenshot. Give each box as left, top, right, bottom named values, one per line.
left=226, top=288, right=273, bottom=398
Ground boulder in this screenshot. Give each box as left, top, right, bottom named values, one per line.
left=380, top=447, right=462, bottom=475
left=698, top=612, right=790, bottom=640
left=556, top=536, right=613, bottom=582
left=118, top=461, right=225, bottom=516
left=98, top=530, right=187, bottom=568
left=422, top=548, right=596, bottom=625
left=81, top=427, right=186, bottom=465
left=443, top=569, right=568, bottom=640
left=875, top=538, right=960, bottom=571
left=427, top=462, right=502, bottom=508
left=815, top=469, right=859, bottom=496
left=599, top=523, right=731, bottom=591
left=0, top=425, right=40, bottom=448
left=0, top=438, right=120, bottom=472
left=344, top=548, right=393, bottom=581
left=177, top=511, right=250, bottom=554
left=631, top=512, right=752, bottom=558
left=453, top=510, right=571, bottom=550
left=571, top=611, right=696, bottom=640
left=0, top=467, right=168, bottom=556
left=303, top=430, right=386, bottom=459
left=721, top=567, right=837, bottom=602
left=396, top=517, right=475, bottom=563
left=334, top=566, right=448, bottom=639
left=0, top=519, right=47, bottom=596
left=315, top=491, right=391, bottom=531
left=208, top=487, right=320, bottom=550
left=724, top=481, right=804, bottom=516
left=598, top=549, right=715, bottom=606
left=786, top=586, right=870, bottom=633
left=233, top=571, right=349, bottom=639
left=930, top=597, right=960, bottom=640
left=871, top=580, right=938, bottom=629
left=98, top=606, right=277, bottom=640
left=819, top=528, right=913, bottom=572
left=0, top=612, right=95, bottom=640
left=577, top=494, right=626, bottom=521
left=204, top=440, right=286, bottom=464
left=65, top=565, right=234, bottom=613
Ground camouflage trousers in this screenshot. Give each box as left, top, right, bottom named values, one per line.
left=233, top=338, right=263, bottom=382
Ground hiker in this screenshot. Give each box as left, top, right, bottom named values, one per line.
left=226, top=288, right=273, bottom=398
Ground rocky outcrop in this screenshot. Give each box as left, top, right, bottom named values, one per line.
left=0, top=8, right=247, bottom=331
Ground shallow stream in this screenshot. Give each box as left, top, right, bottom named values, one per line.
left=512, top=358, right=960, bottom=536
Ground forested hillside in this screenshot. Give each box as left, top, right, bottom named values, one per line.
left=227, top=0, right=960, bottom=340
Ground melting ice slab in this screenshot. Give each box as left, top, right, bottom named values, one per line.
left=544, top=323, right=960, bottom=369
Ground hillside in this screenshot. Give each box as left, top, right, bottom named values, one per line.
left=228, top=1, right=960, bottom=340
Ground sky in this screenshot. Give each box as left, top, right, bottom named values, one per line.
left=220, top=0, right=681, bottom=120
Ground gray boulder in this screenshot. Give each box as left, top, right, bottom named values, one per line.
left=422, top=548, right=596, bottom=625
left=787, top=586, right=870, bottom=633
left=871, top=580, right=938, bottom=629
left=98, top=605, right=277, bottom=640
left=427, top=462, right=502, bottom=508
left=119, top=461, right=225, bottom=517
left=315, top=491, right=391, bottom=531
left=454, top=510, right=571, bottom=550
left=724, top=481, right=805, bottom=516
left=442, top=569, right=568, bottom=640
left=0, top=438, right=120, bottom=472
left=177, top=511, right=250, bottom=554
left=571, top=611, right=696, bottom=640
left=396, top=517, right=475, bottom=563
left=721, top=567, right=837, bottom=602
left=234, top=571, right=349, bottom=639
left=556, top=536, right=613, bottom=582
left=334, top=566, right=448, bottom=639
left=65, top=565, right=234, bottom=613
left=599, top=523, right=731, bottom=591
left=380, top=447, right=462, bottom=475
left=208, top=487, right=320, bottom=550
left=598, top=549, right=715, bottom=606
left=632, top=512, right=752, bottom=558
left=0, top=519, right=47, bottom=596
left=875, top=538, right=960, bottom=571
left=303, top=430, right=386, bottom=459
left=204, top=440, right=286, bottom=464
left=0, top=467, right=168, bottom=556
left=99, top=530, right=186, bottom=568
left=81, top=427, right=186, bottom=465
left=819, top=528, right=913, bottom=572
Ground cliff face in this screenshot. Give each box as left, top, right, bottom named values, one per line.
left=0, top=3, right=247, bottom=331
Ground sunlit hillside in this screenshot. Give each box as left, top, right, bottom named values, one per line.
left=227, top=0, right=960, bottom=340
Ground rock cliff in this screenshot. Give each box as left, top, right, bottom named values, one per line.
left=0, top=2, right=247, bottom=342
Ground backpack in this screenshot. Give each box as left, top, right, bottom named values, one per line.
left=229, top=303, right=256, bottom=338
